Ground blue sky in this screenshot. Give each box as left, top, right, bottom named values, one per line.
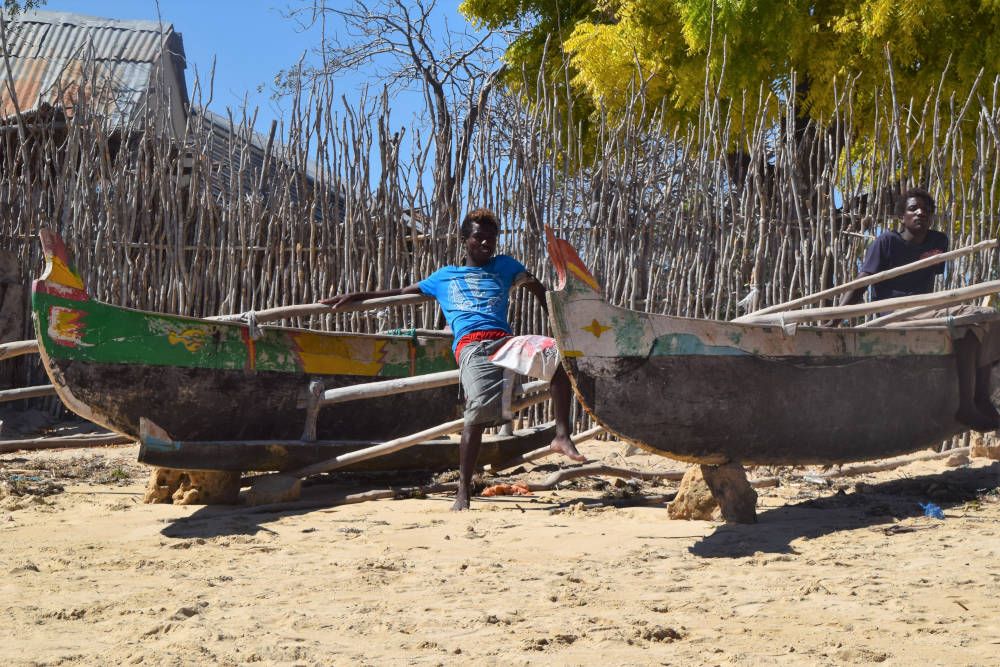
left=40, top=1, right=471, bottom=135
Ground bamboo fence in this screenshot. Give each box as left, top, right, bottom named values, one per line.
left=3, top=57, right=1000, bottom=438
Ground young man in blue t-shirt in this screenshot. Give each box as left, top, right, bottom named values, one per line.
left=840, top=188, right=999, bottom=431
left=322, top=208, right=585, bottom=510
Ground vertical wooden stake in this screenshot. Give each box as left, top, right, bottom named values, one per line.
left=300, top=379, right=324, bottom=442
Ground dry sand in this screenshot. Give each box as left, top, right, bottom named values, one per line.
left=2, top=439, right=999, bottom=666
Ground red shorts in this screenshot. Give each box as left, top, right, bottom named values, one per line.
left=454, top=329, right=510, bottom=362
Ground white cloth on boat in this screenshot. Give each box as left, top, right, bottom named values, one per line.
left=488, top=335, right=561, bottom=381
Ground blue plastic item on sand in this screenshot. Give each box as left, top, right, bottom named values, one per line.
left=920, top=502, right=945, bottom=519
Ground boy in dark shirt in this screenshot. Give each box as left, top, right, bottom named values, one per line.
left=859, top=223, right=948, bottom=300
left=841, top=188, right=998, bottom=431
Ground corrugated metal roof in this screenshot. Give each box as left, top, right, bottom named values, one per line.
left=189, top=108, right=342, bottom=223
left=0, top=9, right=184, bottom=124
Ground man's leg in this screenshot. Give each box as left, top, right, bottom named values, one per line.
left=452, top=421, right=486, bottom=511
left=548, top=365, right=586, bottom=461
left=954, top=333, right=998, bottom=431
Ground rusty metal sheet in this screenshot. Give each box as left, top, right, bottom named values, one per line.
left=0, top=9, right=176, bottom=122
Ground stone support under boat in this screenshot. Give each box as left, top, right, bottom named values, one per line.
left=700, top=463, right=758, bottom=524
left=143, top=467, right=242, bottom=505
left=667, top=463, right=758, bottom=523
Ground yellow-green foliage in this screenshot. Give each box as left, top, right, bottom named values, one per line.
left=463, top=0, right=1000, bottom=158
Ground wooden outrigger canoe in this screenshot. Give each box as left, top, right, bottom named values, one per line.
left=30, top=230, right=551, bottom=472
left=545, top=229, right=998, bottom=466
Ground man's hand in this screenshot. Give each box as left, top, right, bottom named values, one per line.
left=320, top=285, right=421, bottom=310
left=518, top=274, right=549, bottom=313
left=319, top=292, right=364, bottom=310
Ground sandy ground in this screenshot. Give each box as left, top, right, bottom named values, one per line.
left=2, top=436, right=1000, bottom=667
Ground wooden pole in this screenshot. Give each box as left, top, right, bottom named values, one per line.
left=0, top=384, right=55, bottom=403
left=859, top=304, right=939, bottom=327
left=881, top=313, right=998, bottom=328
left=0, top=433, right=132, bottom=454
left=484, top=425, right=604, bottom=473
left=812, top=446, right=970, bottom=479
left=734, top=239, right=997, bottom=322
left=319, top=373, right=548, bottom=408
left=289, top=392, right=550, bottom=478
left=209, top=294, right=433, bottom=325
left=742, top=279, right=1000, bottom=326
left=320, top=369, right=459, bottom=406
left=0, top=339, right=38, bottom=361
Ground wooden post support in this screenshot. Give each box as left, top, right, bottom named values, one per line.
left=699, top=463, right=758, bottom=524
left=300, top=379, right=324, bottom=442
left=0, top=251, right=25, bottom=389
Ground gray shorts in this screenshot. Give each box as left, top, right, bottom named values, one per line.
left=458, top=338, right=522, bottom=427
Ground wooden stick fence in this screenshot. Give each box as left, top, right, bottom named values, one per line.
left=4, top=50, right=1000, bottom=440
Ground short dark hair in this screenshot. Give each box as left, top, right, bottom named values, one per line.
left=460, top=208, right=500, bottom=239
left=895, top=187, right=936, bottom=216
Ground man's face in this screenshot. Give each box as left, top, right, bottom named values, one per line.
left=465, top=221, right=497, bottom=266
left=901, top=196, right=934, bottom=237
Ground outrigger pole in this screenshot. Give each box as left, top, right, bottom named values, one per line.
left=734, top=238, right=997, bottom=323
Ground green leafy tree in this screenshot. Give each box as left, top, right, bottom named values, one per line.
left=462, top=0, right=1000, bottom=164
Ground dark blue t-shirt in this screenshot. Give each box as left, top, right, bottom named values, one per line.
left=417, top=255, right=528, bottom=352
left=860, top=230, right=948, bottom=300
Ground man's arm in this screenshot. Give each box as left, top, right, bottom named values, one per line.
left=837, top=271, right=872, bottom=308
left=516, top=273, right=549, bottom=313
left=320, top=284, right=424, bottom=310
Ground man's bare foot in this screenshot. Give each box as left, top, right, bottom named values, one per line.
left=549, top=435, right=586, bottom=462
left=955, top=407, right=999, bottom=433
left=451, top=493, right=470, bottom=511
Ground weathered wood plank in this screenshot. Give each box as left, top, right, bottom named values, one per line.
left=0, top=384, right=56, bottom=403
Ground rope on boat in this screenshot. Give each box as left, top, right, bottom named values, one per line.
left=245, top=311, right=262, bottom=340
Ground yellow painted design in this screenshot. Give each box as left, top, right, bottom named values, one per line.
left=47, top=306, right=90, bottom=347
left=582, top=319, right=612, bottom=338
left=168, top=328, right=210, bottom=353
left=292, top=332, right=385, bottom=376
left=562, top=350, right=583, bottom=357
left=568, top=261, right=600, bottom=292
left=48, top=256, right=85, bottom=290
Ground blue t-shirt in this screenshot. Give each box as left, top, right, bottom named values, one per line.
left=417, top=255, right=528, bottom=352
left=860, top=229, right=948, bottom=300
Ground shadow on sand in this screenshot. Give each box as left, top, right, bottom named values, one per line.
left=157, top=463, right=1000, bottom=545
left=158, top=471, right=446, bottom=539
left=690, top=463, right=1000, bottom=558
